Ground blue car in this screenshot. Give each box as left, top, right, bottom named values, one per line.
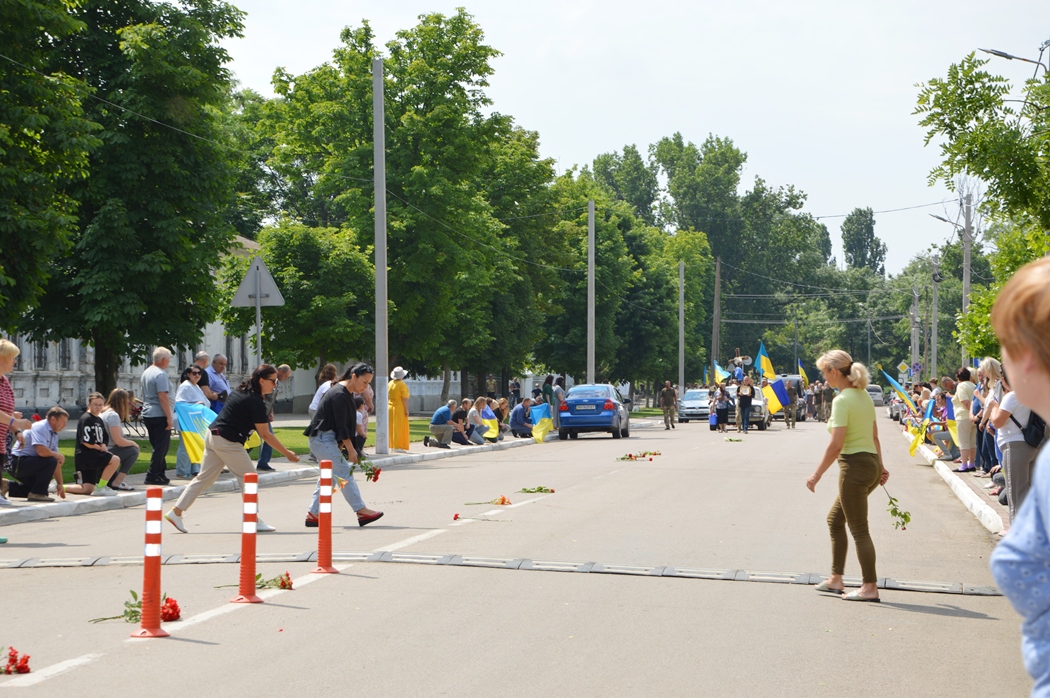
left=557, top=383, right=631, bottom=440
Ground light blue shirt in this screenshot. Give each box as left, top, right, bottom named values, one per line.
left=430, top=406, right=452, bottom=426
left=12, top=419, right=59, bottom=457
left=991, top=445, right=1050, bottom=696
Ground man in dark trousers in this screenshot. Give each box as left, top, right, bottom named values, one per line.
left=660, top=381, right=677, bottom=430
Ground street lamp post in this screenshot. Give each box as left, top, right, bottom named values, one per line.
left=930, top=201, right=973, bottom=368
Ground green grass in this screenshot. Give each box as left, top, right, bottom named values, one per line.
left=633, top=407, right=665, bottom=418
left=23, top=418, right=436, bottom=484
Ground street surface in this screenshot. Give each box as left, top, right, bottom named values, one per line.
left=0, top=417, right=1028, bottom=696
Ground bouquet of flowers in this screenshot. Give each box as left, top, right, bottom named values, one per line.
left=3, top=647, right=30, bottom=675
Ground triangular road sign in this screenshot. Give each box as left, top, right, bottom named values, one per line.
left=231, top=256, right=285, bottom=307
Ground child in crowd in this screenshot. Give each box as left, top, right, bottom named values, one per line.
left=65, top=392, right=120, bottom=496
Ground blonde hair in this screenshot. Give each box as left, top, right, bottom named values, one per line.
left=105, top=388, right=131, bottom=422
left=816, top=349, right=869, bottom=390
left=0, top=338, right=20, bottom=361
left=473, top=396, right=487, bottom=411
left=979, top=356, right=1002, bottom=388
left=991, top=257, right=1050, bottom=377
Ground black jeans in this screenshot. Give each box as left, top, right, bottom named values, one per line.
left=143, top=416, right=171, bottom=478
left=8, top=455, right=58, bottom=497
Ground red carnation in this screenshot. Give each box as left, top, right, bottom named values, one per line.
left=15, top=654, right=30, bottom=674
left=371, top=467, right=382, bottom=483
left=31, top=413, right=41, bottom=422
left=160, top=597, right=181, bottom=622
left=453, top=513, right=460, bottom=521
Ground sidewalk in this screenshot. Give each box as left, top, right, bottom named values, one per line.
left=901, top=430, right=1007, bottom=534
left=0, top=430, right=556, bottom=528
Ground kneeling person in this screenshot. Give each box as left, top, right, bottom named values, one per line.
left=9, top=407, right=68, bottom=502
left=67, top=392, right=120, bottom=496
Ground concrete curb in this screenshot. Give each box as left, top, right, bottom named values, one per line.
left=901, top=431, right=1004, bottom=534
left=0, top=433, right=554, bottom=527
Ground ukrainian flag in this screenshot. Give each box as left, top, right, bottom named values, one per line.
left=879, top=368, right=918, bottom=415
left=757, top=341, right=776, bottom=380
left=481, top=405, right=500, bottom=442
left=175, top=403, right=218, bottom=464
left=909, top=396, right=936, bottom=457
left=529, top=403, right=554, bottom=443
left=762, top=378, right=790, bottom=415
left=798, top=360, right=809, bottom=389
left=713, top=361, right=730, bottom=384
left=704, top=366, right=709, bottom=385
left=943, top=394, right=959, bottom=447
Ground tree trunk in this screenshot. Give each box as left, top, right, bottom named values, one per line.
left=93, top=333, right=121, bottom=399
left=460, top=369, right=469, bottom=403
left=440, top=364, right=451, bottom=404
left=315, top=350, right=326, bottom=385
left=501, top=366, right=510, bottom=398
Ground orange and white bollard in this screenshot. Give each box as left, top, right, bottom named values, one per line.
left=131, top=486, right=169, bottom=638
left=314, top=460, right=338, bottom=574
left=231, top=472, right=263, bottom=604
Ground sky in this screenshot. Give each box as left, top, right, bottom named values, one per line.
left=221, top=0, right=1048, bottom=275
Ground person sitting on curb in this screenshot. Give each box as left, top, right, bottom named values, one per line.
left=8, top=407, right=68, bottom=502
left=425, top=400, right=458, bottom=449
left=65, top=392, right=120, bottom=496
left=509, top=398, right=534, bottom=438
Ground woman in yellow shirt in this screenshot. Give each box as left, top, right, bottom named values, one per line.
left=388, top=366, right=410, bottom=451
left=806, top=350, right=889, bottom=602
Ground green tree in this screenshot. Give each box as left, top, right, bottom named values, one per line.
left=593, top=144, right=660, bottom=226
left=0, top=0, right=99, bottom=329
left=840, top=207, right=887, bottom=275
left=219, top=221, right=373, bottom=369
left=916, top=53, right=1050, bottom=229
left=20, top=0, right=245, bottom=395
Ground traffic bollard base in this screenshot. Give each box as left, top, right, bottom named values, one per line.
left=230, top=594, right=264, bottom=604
left=130, top=627, right=170, bottom=638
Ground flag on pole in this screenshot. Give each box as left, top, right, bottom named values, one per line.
left=713, top=361, right=730, bottom=384
left=756, top=341, right=776, bottom=380
left=909, top=396, right=936, bottom=456
left=798, top=360, right=809, bottom=389
left=530, top=403, right=554, bottom=443
left=175, top=403, right=218, bottom=463
left=880, top=368, right=918, bottom=416
left=704, top=366, right=709, bottom=385
left=943, top=395, right=959, bottom=447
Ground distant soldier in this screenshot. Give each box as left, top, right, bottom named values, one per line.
left=821, top=381, right=836, bottom=422
left=812, top=381, right=824, bottom=422
left=785, top=381, right=798, bottom=429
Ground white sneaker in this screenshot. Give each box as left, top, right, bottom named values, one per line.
left=0, top=495, right=15, bottom=508
left=91, top=486, right=118, bottom=496
left=165, top=510, right=188, bottom=533
left=256, top=518, right=276, bottom=533
left=48, top=480, right=57, bottom=494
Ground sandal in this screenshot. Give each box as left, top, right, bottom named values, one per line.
left=815, top=580, right=845, bottom=594
left=842, top=590, right=880, bottom=602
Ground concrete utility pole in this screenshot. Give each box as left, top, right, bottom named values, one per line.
left=931, top=254, right=940, bottom=381
left=962, top=193, right=972, bottom=368
left=911, top=286, right=920, bottom=375
left=678, top=260, right=685, bottom=391
left=793, top=316, right=798, bottom=370
left=587, top=199, right=595, bottom=384
left=373, top=58, right=389, bottom=455
left=711, top=257, right=722, bottom=377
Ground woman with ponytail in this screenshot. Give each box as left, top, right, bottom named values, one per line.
left=806, top=350, right=889, bottom=602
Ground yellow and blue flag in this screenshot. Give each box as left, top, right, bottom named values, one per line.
left=762, top=378, right=790, bottom=415
left=880, top=368, right=918, bottom=416
left=175, top=403, right=218, bottom=463
left=798, top=360, right=809, bottom=389
left=713, top=361, right=730, bottom=384
left=909, top=395, right=936, bottom=456
left=481, top=405, right=500, bottom=441
left=943, top=394, right=959, bottom=448
left=704, top=366, right=709, bottom=385
left=757, top=341, right=776, bottom=380
left=530, top=403, right=554, bottom=443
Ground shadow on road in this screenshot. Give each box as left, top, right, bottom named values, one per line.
left=876, top=601, right=999, bottom=620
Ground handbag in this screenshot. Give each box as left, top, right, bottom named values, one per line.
left=1010, top=412, right=1047, bottom=448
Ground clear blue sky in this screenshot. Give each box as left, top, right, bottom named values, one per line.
left=222, top=0, right=1047, bottom=274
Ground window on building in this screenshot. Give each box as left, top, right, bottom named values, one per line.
left=33, top=341, right=47, bottom=370
left=59, top=339, right=72, bottom=370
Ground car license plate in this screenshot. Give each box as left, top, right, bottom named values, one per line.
left=575, top=404, right=596, bottom=411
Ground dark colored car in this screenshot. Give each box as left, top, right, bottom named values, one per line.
left=558, top=383, right=631, bottom=439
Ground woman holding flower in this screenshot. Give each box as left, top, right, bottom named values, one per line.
left=806, top=349, right=889, bottom=602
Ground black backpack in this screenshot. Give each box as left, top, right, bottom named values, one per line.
left=1011, top=412, right=1047, bottom=448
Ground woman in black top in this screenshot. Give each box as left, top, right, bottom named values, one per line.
left=303, top=363, right=383, bottom=528
left=166, top=365, right=299, bottom=534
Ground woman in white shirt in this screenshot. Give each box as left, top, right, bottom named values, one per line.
left=307, top=364, right=339, bottom=462
left=467, top=396, right=488, bottom=445
left=175, top=365, right=209, bottom=479
left=100, top=389, right=141, bottom=491
left=992, top=368, right=1039, bottom=524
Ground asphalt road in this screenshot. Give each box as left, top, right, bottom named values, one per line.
left=0, top=417, right=1029, bottom=696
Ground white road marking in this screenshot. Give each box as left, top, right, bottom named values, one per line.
left=1, top=653, right=104, bottom=687
left=375, top=529, right=448, bottom=553
left=506, top=496, right=545, bottom=509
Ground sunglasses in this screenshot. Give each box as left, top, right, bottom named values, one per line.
left=189, top=370, right=201, bottom=375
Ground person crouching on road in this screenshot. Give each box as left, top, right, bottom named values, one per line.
left=165, top=365, right=299, bottom=534
left=66, top=392, right=121, bottom=496
left=806, top=350, right=888, bottom=602
left=303, top=363, right=383, bottom=529
left=988, top=258, right=1050, bottom=694
left=509, top=398, right=534, bottom=438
